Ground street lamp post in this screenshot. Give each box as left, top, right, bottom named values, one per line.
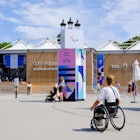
left=74, top=20, right=81, bottom=29
left=60, top=19, right=66, bottom=30
left=59, top=18, right=86, bottom=101
left=60, top=18, right=81, bottom=48
left=67, top=17, right=73, bottom=29
left=60, top=18, right=81, bottom=30
left=14, top=71, right=19, bottom=98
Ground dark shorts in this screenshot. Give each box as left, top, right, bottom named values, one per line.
left=59, top=86, right=63, bottom=92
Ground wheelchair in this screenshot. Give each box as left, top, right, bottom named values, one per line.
left=90, top=101, right=125, bottom=132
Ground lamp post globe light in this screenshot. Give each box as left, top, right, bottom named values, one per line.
left=60, top=17, right=81, bottom=30
left=67, top=17, right=73, bottom=29
left=60, top=19, right=66, bottom=30
left=74, top=20, right=81, bottom=29
left=60, top=18, right=83, bottom=49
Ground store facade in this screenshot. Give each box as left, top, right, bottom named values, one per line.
left=1, top=40, right=140, bottom=94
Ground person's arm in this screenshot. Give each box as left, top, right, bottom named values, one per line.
left=116, top=88, right=120, bottom=105
left=58, top=80, right=65, bottom=87
left=90, top=100, right=100, bottom=111
left=118, top=99, right=120, bottom=105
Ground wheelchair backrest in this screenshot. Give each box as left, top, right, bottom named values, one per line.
left=104, top=99, right=118, bottom=115
left=105, top=99, right=119, bottom=107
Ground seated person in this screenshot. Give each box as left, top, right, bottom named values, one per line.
left=90, top=74, right=120, bottom=126
left=45, top=83, right=59, bottom=102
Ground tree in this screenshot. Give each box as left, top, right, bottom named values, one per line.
left=114, top=36, right=140, bottom=49
left=57, top=33, right=61, bottom=44
left=0, top=42, right=12, bottom=49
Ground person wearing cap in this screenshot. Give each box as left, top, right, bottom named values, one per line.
left=90, top=74, right=120, bottom=125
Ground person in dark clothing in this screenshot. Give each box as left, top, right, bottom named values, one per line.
left=45, top=83, right=58, bottom=102
left=127, top=81, right=132, bottom=96
left=58, top=76, right=65, bottom=101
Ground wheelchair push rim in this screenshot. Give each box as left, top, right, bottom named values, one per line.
left=110, top=106, right=125, bottom=130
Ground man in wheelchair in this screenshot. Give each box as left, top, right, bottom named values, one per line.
left=90, top=74, right=120, bottom=126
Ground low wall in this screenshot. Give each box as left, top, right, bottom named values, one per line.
left=0, top=82, right=139, bottom=94
left=0, top=82, right=54, bottom=94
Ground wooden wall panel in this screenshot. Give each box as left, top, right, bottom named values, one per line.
left=26, top=50, right=94, bottom=92
left=26, top=52, right=58, bottom=86
left=104, top=53, right=140, bottom=87
left=86, top=51, right=92, bottom=87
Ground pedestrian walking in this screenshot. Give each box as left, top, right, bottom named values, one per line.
left=27, top=81, right=31, bottom=95
left=96, top=81, right=101, bottom=94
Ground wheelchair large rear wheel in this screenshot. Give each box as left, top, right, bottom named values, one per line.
left=110, top=106, right=125, bottom=130
left=93, top=106, right=109, bottom=132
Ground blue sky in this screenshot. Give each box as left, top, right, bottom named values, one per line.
left=0, top=0, right=140, bottom=48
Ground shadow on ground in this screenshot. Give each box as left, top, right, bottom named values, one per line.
left=19, top=100, right=45, bottom=103
left=123, top=107, right=140, bottom=111
left=73, top=128, right=99, bottom=133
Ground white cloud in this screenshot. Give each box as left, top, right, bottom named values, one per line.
left=14, top=25, right=57, bottom=40
left=1, top=0, right=140, bottom=45
left=0, top=0, right=7, bottom=6
left=87, top=0, right=140, bottom=43
left=0, top=12, right=5, bottom=19
left=10, top=1, right=84, bottom=40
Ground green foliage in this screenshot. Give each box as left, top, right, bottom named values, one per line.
left=0, top=42, right=12, bottom=49
left=115, top=36, right=140, bottom=49
left=57, top=33, right=61, bottom=44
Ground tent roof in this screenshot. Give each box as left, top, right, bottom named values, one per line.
left=33, top=39, right=89, bottom=50
left=127, top=41, right=140, bottom=50
left=97, top=40, right=122, bottom=51
left=3, top=39, right=34, bottom=51
left=33, top=39, right=60, bottom=49
left=84, top=43, right=90, bottom=48
left=1, top=38, right=90, bottom=51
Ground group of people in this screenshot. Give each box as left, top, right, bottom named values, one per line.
left=45, top=76, right=65, bottom=102
left=26, top=76, right=65, bottom=102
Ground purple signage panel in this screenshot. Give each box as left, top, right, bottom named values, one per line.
left=58, top=49, right=76, bottom=101
left=58, top=49, right=75, bottom=67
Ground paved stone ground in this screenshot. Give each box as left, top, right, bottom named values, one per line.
left=0, top=93, right=140, bottom=140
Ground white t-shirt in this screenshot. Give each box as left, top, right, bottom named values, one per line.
left=27, top=83, right=31, bottom=88
left=97, top=83, right=100, bottom=90
left=97, top=86, right=120, bottom=104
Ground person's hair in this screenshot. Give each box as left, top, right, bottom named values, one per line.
left=60, top=76, right=64, bottom=81
left=106, top=74, right=114, bottom=85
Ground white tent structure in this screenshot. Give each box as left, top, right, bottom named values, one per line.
left=33, top=38, right=90, bottom=50
left=0, top=38, right=90, bottom=52
left=96, top=40, right=122, bottom=53
left=84, top=43, right=90, bottom=49
left=33, top=39, right=61, bottom=50
left=0, top=39, right=34, bottom=54
left=3, top=39, right=34, bottom=50
left=127, top=41, right=140, bottom=51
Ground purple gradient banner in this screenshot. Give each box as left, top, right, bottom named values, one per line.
left=58, top=49, right=75, bottom=67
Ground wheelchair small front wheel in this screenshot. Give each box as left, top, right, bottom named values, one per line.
left=90, top=119, right=94, bottom=129
left=93, top=106, right=109, bottom=132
